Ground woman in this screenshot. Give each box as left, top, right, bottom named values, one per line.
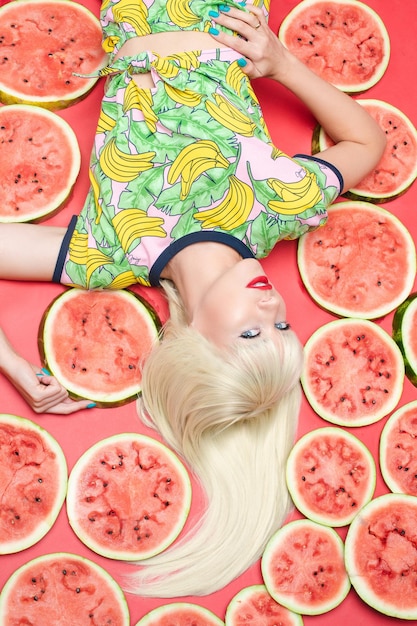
left=0, top=0, right=385, bottom=596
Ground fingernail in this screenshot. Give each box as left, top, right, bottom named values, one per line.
left=86, top=402, right=96, bottom=409
left=237, top=58, right=247, bottom=67
left=209, top=27, right=219, bottom=36
left=208, top=10, right=219, bottom=17
left=219, top=4, right=230, bottom=11
left=41, top=367, right=51, bottom=375
left=238, top=1, right=246, bottom=5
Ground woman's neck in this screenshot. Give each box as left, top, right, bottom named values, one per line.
left=161, top=242, right=243, bottom=322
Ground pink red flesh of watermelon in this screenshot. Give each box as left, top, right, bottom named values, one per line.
left=135, top=602, right=224, bottom=625
left=0, top=0, right=107, bottom=109
left=0, top=552, right=130, bottom=625
left=302, top=319, right=404, bottom=427
left=0, top=105, right=80, bottom=222
left=0, top=413, right=67, bottom=554
left=380, top=401, right=417, bottom=495
left=286, top=427, right=376, bottom=527
left=39, top=289, right=161, bottom=406
left=297, top=201, right=416, bottom=319
left=261, top=519, right=350, bottom=616
left=66, top=433, right=192, bottom=561
left=393, top=292, right=417, bottom=387
left=225, top=584, right=303, bottom=626
left=278, top=0, right=390, bottom=92
left=345, top=493, right=417, bottom=619
left=313, top=100, right=417, bottom=202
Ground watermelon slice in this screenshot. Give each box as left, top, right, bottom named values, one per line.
left=0, top=0, right=107, bottom=109
left=225, top=584, right=304, bottom=626
left=38, top=288, right=161, bottom=407
left=313, top=100, right=417, bottom=202
left=278, top=0, right=390, bottom=93
left=0, top=413, right=67, bottom=554
left=0, top=552, right=130, bottom=624
left=345, top=493, right=417, bottom=620
left=380, top=400, right=417, bottom=495
left=392, top=292, right=417, bottom=387
left=66, top=433, right=192, bottom=561
left=286, top=427, right=376, bottom=527
left=297, top=201, right=416, bottom=320
left=302, top=318, right=404, bottom=427
left=135, top=603, right=224, bottom=625
left=261, top=519, right=350, bottom=616
left=0, top=104, right=81, bottom=222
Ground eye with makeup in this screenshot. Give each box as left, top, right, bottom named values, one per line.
left=240, top=322, right=291, bottom=339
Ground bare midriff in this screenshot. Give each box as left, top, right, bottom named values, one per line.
left=115, top=31, right=229, bottom=88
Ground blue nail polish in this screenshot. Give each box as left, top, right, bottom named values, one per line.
left=86, top=402, right=96, bottom=409
left=238, top=1, right=246, bottom=5
left=237, top=58, right=247, bottom=67
left=209, top=27, right=219, bottom=36
left=219, top=4, right=230, bottom=11
left=41, top=367, right=51, bottom=375
left=208, top=10, right=219, bottom=17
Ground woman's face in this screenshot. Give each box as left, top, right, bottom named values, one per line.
left=191, top=258, right=288, bottom=348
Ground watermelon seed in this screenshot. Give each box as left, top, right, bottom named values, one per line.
left=76, top=588, right=81, bottom=593
left=38, top=478, right=43, bottom=483
left=31, top=577, right=36, bottom=583
left=33, top=596, right=39, bottom=601
left=35, top=497, right=41, bottom=502
left=62, top=570, right=67, bottom=575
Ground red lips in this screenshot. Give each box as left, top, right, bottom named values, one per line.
left=246, top=275, right=272, bottom=290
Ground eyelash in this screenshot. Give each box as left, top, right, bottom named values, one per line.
left=240, top=322, right=291, bottom=339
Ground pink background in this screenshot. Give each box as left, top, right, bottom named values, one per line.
left=1, top=0, right=417, bottom=623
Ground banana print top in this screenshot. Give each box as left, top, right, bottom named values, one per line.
left=56, top=0, right=343, bottom=289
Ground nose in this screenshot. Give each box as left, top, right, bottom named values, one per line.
left=257, top=293, right=280, bottom=309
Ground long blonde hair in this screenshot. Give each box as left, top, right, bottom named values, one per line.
left=125, top=281, right=304, bottom=597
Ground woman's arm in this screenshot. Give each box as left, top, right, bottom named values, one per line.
left=210, top=5, right=386, bottom=193
left=0, top=327, right=95, bottom=414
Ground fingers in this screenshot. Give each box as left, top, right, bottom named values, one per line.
left=209, top=4, right=266, bottom=39
left=43, top=398, right=97, bottom=415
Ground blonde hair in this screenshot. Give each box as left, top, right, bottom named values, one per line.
left=125, top=281, right=304, bottom=597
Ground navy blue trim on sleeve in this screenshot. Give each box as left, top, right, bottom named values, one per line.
left=293, top=153, right=344, bottom=193
left=52, top=215, right=78, bottom=283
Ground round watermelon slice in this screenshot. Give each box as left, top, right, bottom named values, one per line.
left=286, top=427, right=376, bottom=527
left=261, top=519, right=350, bottom=616
left=0, top=0, right=107, bottom=109
left=313, top=100, right=417, bottom=202
left=135, top=603, right=224, bottom=625
left=297, top=201, right=416, bottom=319
left=0, top=104, right=81, bottom=222
left=392, top=292, right=417, bottom=387
left=302, top=318, right=404, bottom=427
left=0, top=552, right=130, bottom=624
left=38, top=288, right=161, bottom=407
left=0, top=413, right=67, bottom=554
left=278, top=0, right=390, bottom=93
left=225, top=584, right=304, bottom=626
left=345, top=493, right=417, bottom=620
left=66, top=433, right=192, bottom=561
left=380, top=401, right=417, bottom=495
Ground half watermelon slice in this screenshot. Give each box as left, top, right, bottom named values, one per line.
left=380, top=401, right=417, bottom=496
left=135, top=603, right=224, bottom=625
left=392, top=292, right=417, bottom=387
left=225, top=584, right=304, bottom=626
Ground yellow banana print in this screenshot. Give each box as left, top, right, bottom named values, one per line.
left=96, top=109, right=116, bottom=134
left=86, top=250, right=114, bottom=288
left=109, top=271, right=150, bottom=289
left=102, top=35, right=120, bottom=54
left=167, top=140, right=229, bottom=200
left=168, top=51, right=201, bottom=70
left=165, top=83, right=202, bottom=108
left=166, top=0, right=200, bottom=28
left=68, top=230, right=88, bottom=264
left=99, top=138, right=155, bottom=183
left=267, top=172, right=323, bottom=214
left=88, top=168, right=103, bottom=224
left=206, top=94, right=257, bottom=137
left=123, top=81, right=158, bottom=132
left=112, top=0, right=151, bottom=36
left=153, top=56, right=181, bottom=80
left=112, top=209, right=166, bottom=250
left=194, top=176, right=254, bottom=231
left=225, top=61, right=246, bottom=96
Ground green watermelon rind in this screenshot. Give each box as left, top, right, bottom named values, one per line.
left=286, top=427, right=376, bottom=527
left=297, top=201, right=417, bottom=320
left=66, top=432, right=192, bottom=561
left=261, top=519, right=351, bottom=616
left=38, top=288, right=161, bottom=407
left=392, top=292, right=417, bottom=387
left=134, top=602, right=224, bottom=625
left=0, top=413, right=68, bottom=555
left=0, top=551, right=130, bottom=624
left=301, top=318, right=405, bottom=427
left=0, top=0, right=107, bottom=110
left=0, top=104, right=81, bottom=223
left=225, top=584, right=304, bottom=626
left=278, top=0, right=390, bottom=93
left=345, top=493, right=417, bottom=620
left=379, top=400, right=417, bottom=494
left=312, top=100, right=417, bottom=202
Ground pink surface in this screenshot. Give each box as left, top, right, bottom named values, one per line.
left=1, top=0, right=417, bottom=623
